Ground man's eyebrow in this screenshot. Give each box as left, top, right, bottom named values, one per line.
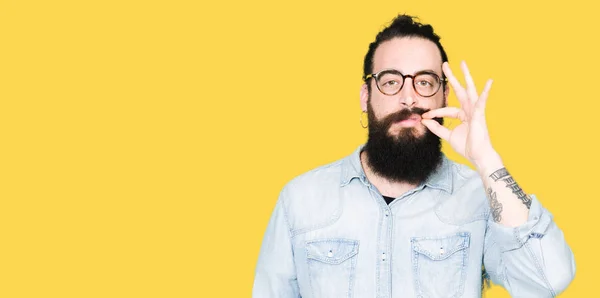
left=394, top=69, right=441, bottom=74
left=378, top=68, right=443, bottom=76
left=418, top=69, right=440, bottom=74
left=416, top=69, right=445, bottom=77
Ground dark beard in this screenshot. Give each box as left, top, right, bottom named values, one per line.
left=363, top=105, right=444, bottom=185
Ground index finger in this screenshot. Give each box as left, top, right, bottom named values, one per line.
left=422, top=107, right=465, bottom=121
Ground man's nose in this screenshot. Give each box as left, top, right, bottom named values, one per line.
left=399, top=78, right=416, bottom=107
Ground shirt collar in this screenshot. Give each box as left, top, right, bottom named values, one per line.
left=340, top=145, right=368, bottom=187
left=340, top=144, right=453, bottom=194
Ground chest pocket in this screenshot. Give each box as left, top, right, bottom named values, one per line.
left=306, top=238, right=359, bottom=298
left=411, top=232, right=470, bottom=298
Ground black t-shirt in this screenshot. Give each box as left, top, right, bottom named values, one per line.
left=382, top=195, right=395, bottom=205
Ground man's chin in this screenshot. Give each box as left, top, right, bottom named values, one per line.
left=388, top=125, right=426, bottom=140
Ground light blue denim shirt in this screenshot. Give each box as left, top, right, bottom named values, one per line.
left=253, top=146, right=575, bottom=298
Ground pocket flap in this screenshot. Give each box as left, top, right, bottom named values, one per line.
left=411, top=232, right=470, bottom=261
left=306, top=238, right=359, bottom=265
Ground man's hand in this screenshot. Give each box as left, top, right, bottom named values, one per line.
left=421, top=61, right=501, bottom=176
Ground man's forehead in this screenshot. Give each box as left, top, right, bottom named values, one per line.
left=372, top=37, right=443, bottom=74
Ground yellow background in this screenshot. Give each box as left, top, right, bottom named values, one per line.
left=0, top=0, right=595, bottom=297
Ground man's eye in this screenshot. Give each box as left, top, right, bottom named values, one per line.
left=382, top=80, right=399, bottom=86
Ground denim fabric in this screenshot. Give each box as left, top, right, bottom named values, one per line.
left=253, top=146, right=575, bottom=298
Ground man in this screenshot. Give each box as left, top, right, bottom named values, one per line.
left=253, top=14, right=575, bottom=298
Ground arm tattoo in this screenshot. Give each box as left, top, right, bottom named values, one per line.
left=489, top=168, right=509, bottom=181
left=489, top=167, right=532, bottom=209
left=487, top=187, right=503, bottom=222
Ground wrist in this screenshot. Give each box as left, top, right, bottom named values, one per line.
left=474, top=151, right=504, bottom=178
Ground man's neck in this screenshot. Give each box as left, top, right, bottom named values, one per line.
left=360, top=151, right=419, bottom=198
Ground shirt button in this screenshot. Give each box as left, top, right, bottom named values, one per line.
left=384, top=210, right=390, bottom=217
left=327, top=250, right=333, bottom=258
left=382, top=252, right=386, bottom=261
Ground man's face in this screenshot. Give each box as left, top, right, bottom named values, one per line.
left=361, top=37, right=448, bottom=139
left=360, top=37, right=449, bottom=183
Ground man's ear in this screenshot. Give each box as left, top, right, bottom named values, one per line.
left=360, top=83, right=369, bottom=111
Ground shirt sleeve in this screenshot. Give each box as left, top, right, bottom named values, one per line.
left=483, top=194, right=576, bottom=297
left=252, top=189, right=301, bottom=298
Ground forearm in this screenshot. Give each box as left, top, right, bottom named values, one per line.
left=484, top=196, right=576, bottom=296
left=476, top=152, right=530, bottom=227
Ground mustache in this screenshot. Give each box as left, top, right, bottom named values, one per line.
left=380, top=107, right=430, bottom=128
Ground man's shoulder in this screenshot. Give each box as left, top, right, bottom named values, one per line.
left=284, top=157, right=347, bottom=198
left=435, top=157, right=489, bottom=224
left=276, top=154, right=352, bottom=233
left=285, top=158, right=345, bottom=190
left=445, top=157, right=482, bottom=187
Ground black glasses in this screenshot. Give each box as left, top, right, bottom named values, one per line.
left=363, top=69, right=446, bottom=97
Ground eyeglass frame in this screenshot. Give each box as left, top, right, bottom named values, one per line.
left=363, top=69, right=448, bottom=98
